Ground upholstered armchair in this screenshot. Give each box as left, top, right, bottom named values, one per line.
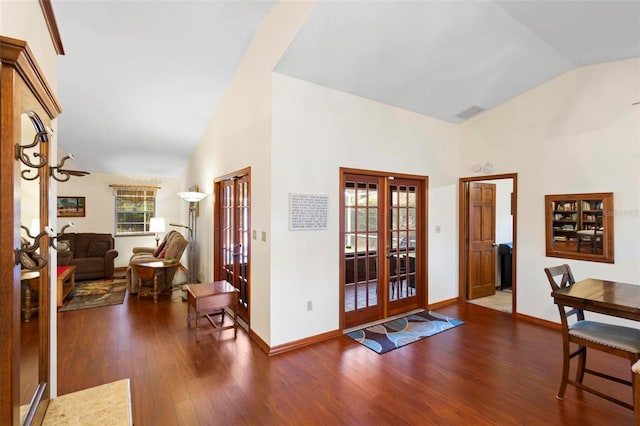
left=126, top=230, right=188, bottom=293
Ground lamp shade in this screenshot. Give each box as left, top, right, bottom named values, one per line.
left=29, top=218, right=40, bottom=236
left=149, top=217, right=166, bottom=233
left=177, top=191, right=208, bottom=203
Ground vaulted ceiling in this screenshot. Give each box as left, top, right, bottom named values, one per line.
left=53, top=1, right=640, bottom=176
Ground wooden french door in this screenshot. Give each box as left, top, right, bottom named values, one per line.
left=341, top=170, right=425, bottom=329
left=387, top=178, right=422, bottom=316
left=215, top=170, right=250, bottom=323
left=342, top=174, right=382, bottom=328
left=466, top=182, right=496, bottom=299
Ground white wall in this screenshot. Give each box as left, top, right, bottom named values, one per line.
left=0, top=0, right=58, bottom=87
left=185, top=1, right=317, bottom=344
left=271, top=73, right=460, bottom=346
left=460, top=58, right=640, bottom=324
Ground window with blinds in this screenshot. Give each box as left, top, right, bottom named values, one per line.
left=113, top=187, right=157, bottom=236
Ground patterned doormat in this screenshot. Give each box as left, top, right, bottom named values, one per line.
left=346, top=311, right=463, bottom=354
left=58, top=276, right=127, bottom=312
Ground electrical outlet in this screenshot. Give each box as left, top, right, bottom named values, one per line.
left=435, top=225, right=441, bottom=233
left=252, top=230, right=256, bottom=240
left=261, top=231, right=267, bottom=242
left=307, top=300, right=312, bottom=311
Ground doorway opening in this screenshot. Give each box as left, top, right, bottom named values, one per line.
left=458, top=174, right=517, bottom=314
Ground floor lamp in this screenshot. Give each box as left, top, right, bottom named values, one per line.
left=176, top=189, right=208, bottom=283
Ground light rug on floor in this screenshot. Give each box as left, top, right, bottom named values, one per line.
left=43, top=379, right=132, bottom=425
left=58, top=276, right=127, bottom=312
left=346, top=310, right=463, bottom=354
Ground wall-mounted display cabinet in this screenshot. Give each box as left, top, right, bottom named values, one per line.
left=545, top=192, right=614, bottom=263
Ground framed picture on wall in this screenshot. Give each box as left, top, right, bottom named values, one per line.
left=57, top=196, right=85, bottom=217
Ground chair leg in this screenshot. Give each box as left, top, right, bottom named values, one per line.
left=557, top=343, right=571, bottom=399
left=576, top=346, right=587, bottom=383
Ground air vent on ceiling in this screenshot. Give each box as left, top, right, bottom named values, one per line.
left=455, top=105, right=485, bottom=120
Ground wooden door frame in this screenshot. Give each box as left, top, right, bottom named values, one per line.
left=213, top=166, right=251, bottom=325
left=339, top=167, right=428, bottom=330
left=458, top=173, right=517, bottom=313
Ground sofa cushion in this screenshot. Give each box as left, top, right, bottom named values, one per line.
left=74, top=233, right=113, bottom=258
left=58, top=251, right=73, bottom=266
left=71, top=257, right=105, bottom=274
left=87, top=240, right=111, bottom=257
left=58, top=233, right=76, bottom=253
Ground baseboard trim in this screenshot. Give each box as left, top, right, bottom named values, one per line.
left=267, top=329, right=343, bottom=357
left=515, top=312, right=560, bottom=330
left=248, top=329, right=270, bottom=354
left=428, top=297, right=459, bottom=310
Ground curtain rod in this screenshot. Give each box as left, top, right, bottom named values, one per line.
left=109, top=184, right=161, bottom=190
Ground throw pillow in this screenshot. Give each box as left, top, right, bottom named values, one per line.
left=153, top=239, right=167, bottom=257
left=158, top=247, right=167, bottom=259
left=87, top=240, right=110, bottom=257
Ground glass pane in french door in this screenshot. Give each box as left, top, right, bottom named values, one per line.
left=344, top=174, right=380, bottom=328
left=220, top=180, right=234, bottom=288
left=219, top=176, right=250, bottom=322
left=388, top=182, right=418, bottom=304
left=235, top=176, right=250, bottom=318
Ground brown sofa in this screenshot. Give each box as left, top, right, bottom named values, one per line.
left=57, top=233, right=119, bottom=280
left=126, top=230, right=188, bottom=293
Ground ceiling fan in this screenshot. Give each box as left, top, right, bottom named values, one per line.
left=50, top=154, right=90, bottom=182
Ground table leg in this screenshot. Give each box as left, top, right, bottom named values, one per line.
left=233, top=296, right=238, bottom=337
left=153, top=273, right=158, bottom=303
left=195, top=302, right=200, bottom=342
left=24, top=286, right=32, bottom=323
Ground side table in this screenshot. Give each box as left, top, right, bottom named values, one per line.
left=134, top=260, right=180, bottom=303
left=185, top=281, right=239, bottom=342
left=57, top=266, right=76, bottom=307
left=21, top=270, right=40, bottom=322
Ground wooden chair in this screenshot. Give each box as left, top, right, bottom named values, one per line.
left=633, top=360, right=640, bottom=425
left=545, top=264, right=640, bottom=409
left=577, top=215, right=603, bottom=253
left=389, top=255, right=404, bottom=299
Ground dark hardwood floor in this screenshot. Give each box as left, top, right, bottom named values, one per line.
left=56, top=290, right=635, bottom=425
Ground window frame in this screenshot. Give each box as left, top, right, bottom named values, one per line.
left=113, top=187, right=157, bottom=236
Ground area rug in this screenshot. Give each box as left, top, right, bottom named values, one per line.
left=346, top=310, right=463, bottom=354
left=58, top=276, right=127, bottom=312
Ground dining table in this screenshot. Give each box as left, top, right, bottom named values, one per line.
left=550, top=277, right=640, bottom=322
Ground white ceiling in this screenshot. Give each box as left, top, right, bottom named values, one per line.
left=53, top=0, right=640, bottom=177
left=53, top=0, right=275, bottom=176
